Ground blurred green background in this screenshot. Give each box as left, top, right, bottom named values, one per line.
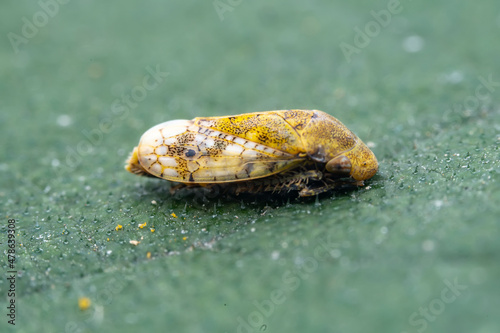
left=1, top=1, right=499, bottom=332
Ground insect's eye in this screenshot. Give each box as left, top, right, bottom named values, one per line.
left=325, top=155, right=352, bottom=174
left=185, top=149, right=196, bottom=158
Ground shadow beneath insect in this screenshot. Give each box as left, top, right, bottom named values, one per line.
left=148, top=182, right=287, bottom=207
left=141, top=177, right=380, bottom=209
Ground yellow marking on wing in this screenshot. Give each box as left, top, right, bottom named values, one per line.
left=136, top=117, right=308, bottom=183
left=194, top=112, right=305, bottom=155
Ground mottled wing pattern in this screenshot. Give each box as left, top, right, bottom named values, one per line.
left=135, top=113, right=308, bottom=183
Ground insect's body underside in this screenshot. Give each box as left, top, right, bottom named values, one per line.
left=205, top=168, right=364, bottom=197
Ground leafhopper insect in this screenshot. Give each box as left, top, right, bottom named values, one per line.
left=125, top=110, right=378, bottom=197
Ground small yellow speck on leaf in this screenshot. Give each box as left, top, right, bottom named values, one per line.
left=78, top=297, right=91, bottom=311
left=150, top=228, right=155, bottom=233
left=115, top=224, right=123, bottom=231
left=129, top=240, right=140, bottom=246
left=182, top=236, right=187, bottom=241
left=171, top=213, right=177, bottom=218
left=107, top=238, right=110, bottom=241
left=147, top=252, right=152, bottom=259
left=138, top=222, right=147, bottom=229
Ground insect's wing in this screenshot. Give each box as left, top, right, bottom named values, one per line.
left=125, top=146, right=155, bottom=177
left=135, top=115, right=307, bottom=183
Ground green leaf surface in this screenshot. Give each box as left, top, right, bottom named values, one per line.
left=1, top=1, right=499, bottom=332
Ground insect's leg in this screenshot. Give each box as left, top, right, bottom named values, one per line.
left=299, top=179, right=365, bottom=197
left=169, top=182, right=211, bottom=194
left=169, top=183, right=188, bottom=195
left=299, top=183, right=337, bottom=197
